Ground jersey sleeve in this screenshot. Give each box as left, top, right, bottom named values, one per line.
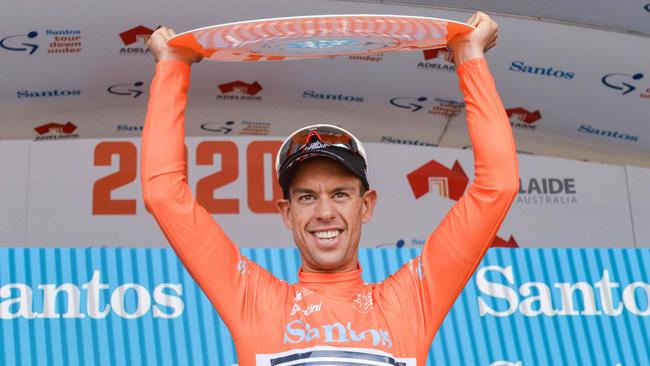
left=141, top=60, right=286, bottom=340
left=377, top=57, right=519, bottom=343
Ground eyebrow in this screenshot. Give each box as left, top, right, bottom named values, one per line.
left=331, top=185, right=356, bottom=192
left=291, top=185, right=356, bottom=195
left=291, top=188, right=316, bottom=195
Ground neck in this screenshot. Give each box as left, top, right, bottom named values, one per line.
left=301, top=261, right=358, bottom=274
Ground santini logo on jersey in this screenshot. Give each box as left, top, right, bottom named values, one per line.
left=283, top=319, right=392, bottom=348
left=290, top=301, right=322, bottom=317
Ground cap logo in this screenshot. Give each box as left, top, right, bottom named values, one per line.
left=304, top=140, right=329, bottom=151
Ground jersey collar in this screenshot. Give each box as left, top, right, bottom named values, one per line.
left=297, top=264, right=365, bottom=298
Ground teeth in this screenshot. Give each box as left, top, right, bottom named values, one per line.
left=314, top=230, right=339, bottom=240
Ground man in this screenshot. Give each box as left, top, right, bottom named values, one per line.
left=142, top=11, right=518, bottom=365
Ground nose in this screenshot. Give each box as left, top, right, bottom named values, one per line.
left=315, top=196, right=337, bottom=222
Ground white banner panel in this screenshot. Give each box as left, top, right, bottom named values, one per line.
left=366, top=143, right=635, bottom=249
left=0, top=137, right=636, bottom=248
left=24, top=138, right=294, bottom=247
left=26, top=139, right=166, bottom=247
left=502, top=154, right=634, bottom=248
left=626, top=165, right=650, bottom=248
left=0, top=140, right=29, bottom=244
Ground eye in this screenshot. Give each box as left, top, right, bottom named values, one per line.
left=298, top=194, right=315, bottom=202
left=333, top=191, right=350, bottom=199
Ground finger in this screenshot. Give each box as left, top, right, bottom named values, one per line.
left=147, top=28, right=164, bottom=45
left=473, top=12, right=488, bottom=27
left=162, top=27, right=173, bottom=40
left=157, top=27, right=168, bottom=36
left=150, top=29, right=164, bottom=44
left=466, top=12, right=479, bottom=27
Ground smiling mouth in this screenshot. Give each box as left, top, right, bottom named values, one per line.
left=311, top=229, right=342, bottom=243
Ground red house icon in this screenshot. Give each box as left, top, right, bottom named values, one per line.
left=407, top=159, right=469, bottom=201
left=119, top=26, right=155, bottom=46
left=492, top=235, right=519, bottom=248
left=34, top=122, right=77, bottom=135
left=422, top=49, right=454, bottom=63
left=506, top=107, right=542, bottom=124
left=218, top=81, right=263, bottom=95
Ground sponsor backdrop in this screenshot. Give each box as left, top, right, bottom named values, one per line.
left=626, top=165, right=650, bottom=248
left=1, top=247, right=649, bottom=366
left=0, top=0, right=649, bottom=168
left=0, top=140, right=29, bottom=245
left=0, top=136, right=644, bottom=248
left=2, top=1, right=649, bottom=364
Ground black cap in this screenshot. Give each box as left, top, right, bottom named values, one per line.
left=278, top=145, right=369, bottom=198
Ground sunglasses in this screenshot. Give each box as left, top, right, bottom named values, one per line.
left=275, top=124, right=368, bottom=173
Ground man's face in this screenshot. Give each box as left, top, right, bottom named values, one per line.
left=277, top=158, right=377, bottom=273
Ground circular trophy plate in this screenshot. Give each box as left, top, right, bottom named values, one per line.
left=168, top=14, right=474, bottom=62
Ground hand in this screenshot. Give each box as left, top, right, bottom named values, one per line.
left=146, top=27, right=203, bottom=65
left=447, top=12, right=499, bottom=65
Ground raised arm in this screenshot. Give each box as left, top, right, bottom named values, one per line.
left=378, top=13, right=519, bottom=342
left=141, top=28, right=285, bottom=337
left=422, top=10, right=519, bottom=329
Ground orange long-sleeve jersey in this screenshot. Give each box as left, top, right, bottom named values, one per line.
left=141, top=57, right=518, bottom=365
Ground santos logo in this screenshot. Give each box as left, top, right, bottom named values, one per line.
left=579, top=124, right=639, bottom=142
left=0, top=271, right=184, bottom=319
left=17, top=89, right=81, bottom=98
left=477, top=265, right=650, bottom=317
left=509, top=61, right=574, bottom=79
left=303, top=90, right=363, bottom=102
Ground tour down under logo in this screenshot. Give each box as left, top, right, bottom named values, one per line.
left=406, top=159, right=469, bottom=201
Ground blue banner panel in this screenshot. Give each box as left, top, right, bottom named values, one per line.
left=1, top=248, right=649, bottom=366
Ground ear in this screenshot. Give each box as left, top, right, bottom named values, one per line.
left=360, top=189, right=377, bottom=224
left=276, top=198, right=294, bottom=231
